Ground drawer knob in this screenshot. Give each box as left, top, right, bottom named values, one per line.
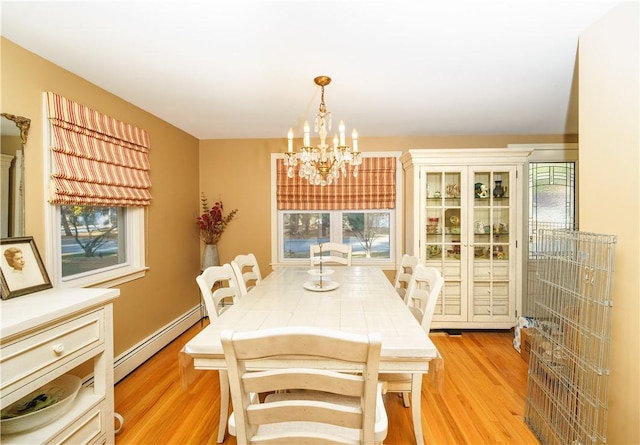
left=53, top=343, right=65, bottom=355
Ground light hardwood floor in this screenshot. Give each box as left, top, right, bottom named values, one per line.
left=114, top=321, right=540, bottom=444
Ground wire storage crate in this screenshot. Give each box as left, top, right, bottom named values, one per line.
left=524, top=229, right=617, bottom=445
left=525, top=221, right=578, bottom=317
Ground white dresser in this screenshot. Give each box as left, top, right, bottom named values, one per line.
left=1, top=287, right=119, bottom=444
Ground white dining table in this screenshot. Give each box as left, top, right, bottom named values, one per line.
left=183, top=266, right=440, bottom=445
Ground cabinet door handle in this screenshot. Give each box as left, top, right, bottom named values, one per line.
left=53, top=343, right=65, bottom=355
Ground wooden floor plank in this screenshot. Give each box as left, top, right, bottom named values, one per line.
left=115, top=323, right=540, bottom=444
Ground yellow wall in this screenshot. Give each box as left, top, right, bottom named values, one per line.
left=199, top=134, right=576, bottom=277
left=579, top=3, right=640, bottom=443
left=1, top=38, right=202, bottom=356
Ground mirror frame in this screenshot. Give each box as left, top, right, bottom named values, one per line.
left=1, top=113, right=30, bottom=144
left=1, top=113, right=31, bottom=238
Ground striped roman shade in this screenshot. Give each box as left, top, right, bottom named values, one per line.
left=277, top=157, right=396, bottom=210
left=46, top=92, right=152, bottom=206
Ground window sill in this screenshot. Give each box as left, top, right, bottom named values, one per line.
left=271, top=261, right=395, bottom=271
left=58, top=266, right=149, bottom=289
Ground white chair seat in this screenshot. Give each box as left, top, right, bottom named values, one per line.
left=380, top=372, right=412, bottom=384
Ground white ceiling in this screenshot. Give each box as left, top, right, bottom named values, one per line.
left=1, top=1, right=622, bottom=140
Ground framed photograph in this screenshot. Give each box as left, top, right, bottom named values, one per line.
left=1, top=236, right=52, bottom=300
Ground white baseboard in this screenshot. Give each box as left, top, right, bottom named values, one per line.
left=113, top=305, right=203, bottom=384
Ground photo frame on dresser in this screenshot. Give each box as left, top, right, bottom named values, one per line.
left=1, top=236, right=52, bottom=299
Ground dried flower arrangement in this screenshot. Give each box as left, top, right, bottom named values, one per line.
left=196, top=194, right=238, bottom=244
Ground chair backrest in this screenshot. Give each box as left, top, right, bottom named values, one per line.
left=393, top=254, right=420, bottom=298
left=404, top=264, right=445, bottom=332
left=221, top=327, right=382, bottom=445
left=196, top=263, right=241, bottom=320
left=309, top=242, right=352, bottom=266
left=230, top=253, right=262, bottom=296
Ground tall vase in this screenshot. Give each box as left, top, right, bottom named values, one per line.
left=201, top=244, right=219, bottom=270
left=493, top=180, right=505, bottom=198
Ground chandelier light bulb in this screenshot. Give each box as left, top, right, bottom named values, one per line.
left=352, top=129, right=358, bottom=152
left=303, top=121, right=311, bottom=147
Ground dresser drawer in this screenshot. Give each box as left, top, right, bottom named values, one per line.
left=1, top=309, right=105, bottom=399
left=50, top=402, right=105, bottom=445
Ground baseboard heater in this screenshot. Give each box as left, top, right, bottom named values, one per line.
left=82, top=305, right=202, bottom=386
left=113, top=305, right=202, bottom=383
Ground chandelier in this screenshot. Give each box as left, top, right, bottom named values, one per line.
left=284, top=76, right=362, bottom=186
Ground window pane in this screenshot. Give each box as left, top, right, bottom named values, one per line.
left=283, top=212, right=330, bottom=259
left=529, top=162, right=575, bottom=227
left=343, top=212, right=390, bottom=259
left=528, top=162, right=576, bottom=256
left=60, top=206, right=125, bottom=277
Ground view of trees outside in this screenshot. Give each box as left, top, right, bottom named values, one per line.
left=283, top=212, right=390, bottom=260
left=342, top=213, right=390, bottom=258
left=60, top=205, right=123, bottom=276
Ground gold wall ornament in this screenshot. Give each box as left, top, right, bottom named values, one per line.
left=1, top=113, right=31, bottom=144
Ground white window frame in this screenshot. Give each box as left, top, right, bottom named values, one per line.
left=42, top=94, right=148, bottom=288
left=277, top=209, right=395, bottom=265
left=270, top=151, right=403, bottom=269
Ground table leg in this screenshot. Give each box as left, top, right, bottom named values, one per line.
left=411, top=373, right=424, bottom=445
left=217, top=370, right=229, bottom=443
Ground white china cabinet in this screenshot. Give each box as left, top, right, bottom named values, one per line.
left=401, top=148, right=531, bottom=329
left=1, top=287, right=119, bottom=444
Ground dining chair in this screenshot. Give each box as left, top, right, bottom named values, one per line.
left=222, top=326, right=388, bottom=445
left=230, top=253, right=262, bottom=296
left=309, top=242, right=353, bottom=266
left=393, top=254, right=420, bottom=299
left=195, top=263, right=242, bottom=443
left=196, top=263, right=242, bottom=318
left=381, top=264, right=444, bottom=408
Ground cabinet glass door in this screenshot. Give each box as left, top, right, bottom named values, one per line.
left=423, top=168, right=466, bottom=322
left=470, top=168, right=515, bottom=322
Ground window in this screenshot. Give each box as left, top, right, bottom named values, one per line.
left=280, top=211, right=392, bottom=261
left=529, top=162, right=576, bottom=230
left=44, top=92, right=149, bottom=288
left=272, top=153, right=401, bottom=267
left=48, top=205, right=145, bottom=287
left=528, top=161, right=577, bottom=258
left=60, top=206, right=123, bottom=277
left=511, top=142, right=578, bottom=317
